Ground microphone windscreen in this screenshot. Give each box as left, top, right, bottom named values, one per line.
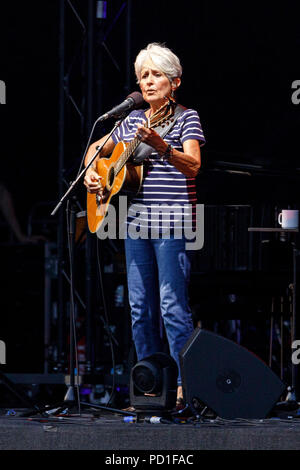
left=127, top=91, right=144, bottom=108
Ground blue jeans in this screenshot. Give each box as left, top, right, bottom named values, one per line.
left=124, top=236, right=194, bottom=385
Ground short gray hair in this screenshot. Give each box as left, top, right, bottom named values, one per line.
left=134, top=43, right=182, bottom=84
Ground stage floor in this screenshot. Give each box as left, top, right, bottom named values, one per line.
left=1, top=407, right=300, bottom=451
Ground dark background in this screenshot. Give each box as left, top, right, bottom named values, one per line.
left=0, top=1, right=299, bottom=388
left=1, top=0, right=299, bottom=221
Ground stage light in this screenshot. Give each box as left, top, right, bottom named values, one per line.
left=132, top=360, right=162, bottom=394
left=130, top=352, right=178, bottom=417
left=96, top=1, right=107, bottom=19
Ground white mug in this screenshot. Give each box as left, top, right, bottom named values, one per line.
left=278, top=209, right=299, bottom=229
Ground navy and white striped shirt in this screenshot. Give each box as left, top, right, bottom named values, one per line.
left=112, top=107, right=205, bottom=236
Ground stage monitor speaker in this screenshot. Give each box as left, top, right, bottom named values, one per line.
left=179, top=328, right=286, bottom=419
left=130, top=352, right=178, bottom=413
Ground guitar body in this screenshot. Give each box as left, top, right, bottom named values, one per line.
left=87, top=141, right=143, bottom=233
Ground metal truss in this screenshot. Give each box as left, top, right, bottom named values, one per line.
left=54, top=0, right=133, bottom=376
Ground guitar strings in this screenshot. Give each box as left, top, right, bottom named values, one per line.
left=113, top=101, right=174, bottom=175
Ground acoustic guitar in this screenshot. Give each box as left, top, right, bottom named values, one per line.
left=87, top=97, right=176, bottom=233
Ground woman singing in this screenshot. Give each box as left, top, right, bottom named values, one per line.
left=84, top=43, right=206, bottom=408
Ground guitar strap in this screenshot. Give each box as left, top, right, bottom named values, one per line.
left=131, top=103, right=185, bottom=164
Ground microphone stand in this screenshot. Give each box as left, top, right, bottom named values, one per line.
left=23, top=116, right=134, bottom=418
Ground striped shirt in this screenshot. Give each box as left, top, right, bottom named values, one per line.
left=112, top=107, right=205, bottom=237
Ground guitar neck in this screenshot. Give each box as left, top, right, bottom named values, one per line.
left=114, top=122, right=149, bottom=175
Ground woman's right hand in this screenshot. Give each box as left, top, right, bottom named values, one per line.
left=84, top=167, right=103, bottom=195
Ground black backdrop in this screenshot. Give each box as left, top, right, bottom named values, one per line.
left=1, top=0, right=299, bottom=221
left=0, top=1, right=299, bottom=379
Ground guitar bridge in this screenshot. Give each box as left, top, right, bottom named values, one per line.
left=96, top=193, right=102, bottom=206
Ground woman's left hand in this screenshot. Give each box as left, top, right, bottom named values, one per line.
left=136, top=123, right=164, bottom=151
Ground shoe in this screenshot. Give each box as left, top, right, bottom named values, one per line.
left=175, top=397, right=185, bottom=412
left=122, top=405, right=136, bottom=413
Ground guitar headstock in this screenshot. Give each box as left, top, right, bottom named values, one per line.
left=148, top=97, right=176, bottom=129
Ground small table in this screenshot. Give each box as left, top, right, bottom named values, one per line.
left=248, top=228, right=298, bottom=233
left=248, top=227, right=299, bottom=401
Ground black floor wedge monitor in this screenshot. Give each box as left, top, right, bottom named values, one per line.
left=179, top=328, right=286, bottom=419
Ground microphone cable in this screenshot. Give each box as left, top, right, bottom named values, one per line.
left=95, top=238, right=117, bottom=408
left=65, top=199, right=81, bottom=414
left=75, top=117, right=103, bottom=178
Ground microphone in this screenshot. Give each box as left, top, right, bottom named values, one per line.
left=97, top=91, right=144, bottom=122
